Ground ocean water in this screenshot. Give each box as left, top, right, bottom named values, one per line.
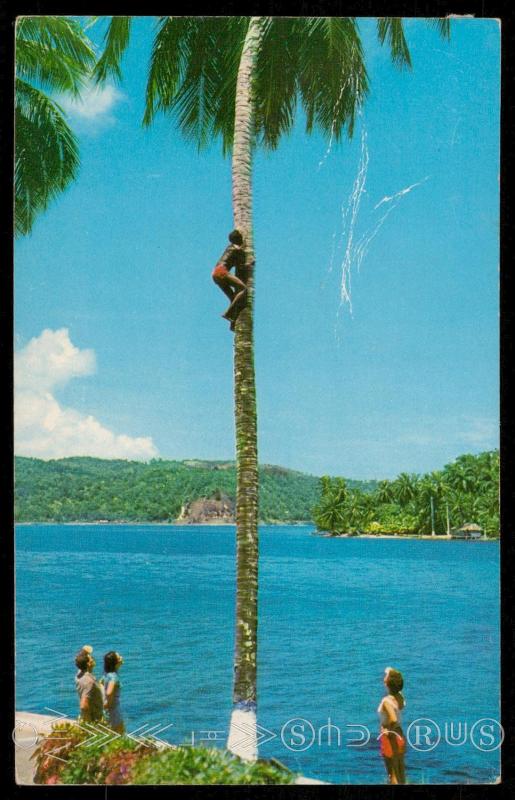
left=15, top=524, right=500, bottom=784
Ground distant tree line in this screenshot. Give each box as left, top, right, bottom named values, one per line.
left=14, top=456, right=376, bottom=524
left=312, top=451, right=499, bottom=537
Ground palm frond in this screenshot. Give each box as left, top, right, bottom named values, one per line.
left=143, top=16, right=192, bottom=127
left=211, top=17, right=247, bottom=155
left=377, top=17, right=412, bottom=68
left=297, top=17, right=369, bottom=141
left=16, top=39, right=91, bottom=97
left=144, top=16, right=373, bottom=154
left=171, top=18, right=227, bottom=150
left=84, top=16, right=100, bottom=31
left=428, top=17, right=451, bottom=39
left=16, top=17, right=96, bottom=71
left=253, top=17, right=299, bottom=150
left=15, top=78, right=79, bottom=235
left=144, top=16, right=243, bottom=152
left=14, top=17, right=93, bottom=235
left=92, top=16, right=132, bottom=84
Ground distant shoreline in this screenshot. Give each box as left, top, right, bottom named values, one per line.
left=14, top=521, right=499, bottom=540
left=313, top=532, right=498, bottom=541
left=14, top=520, right=311, bottom=527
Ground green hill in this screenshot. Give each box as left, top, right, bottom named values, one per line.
left=14, top=456, right=378, bottom=524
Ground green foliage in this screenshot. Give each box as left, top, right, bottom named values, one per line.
left=377, top=18, right=412, bottom=68
left=313, top=476, right=374, bottom=534
left=33, top=724, right=295, bottom=785
left=254, top=17, right=368, bottom=147
left=15, top=17, right=95, bottom=235
left=93, top=16, right=450, bottom=155
left=59, top=736, right=154, bottom=785
left=14, top=456, right=376, bottom=524
left=94, top=17, right=369, bottom=154
left=313, top=451, right=500, bottom=537
left=17, top=452, right=497, bottom=535
left=32, top=722, right=89, bottom=784
left=130, top=745, right=295, bottom=785
left=92, top=16, right=132, bottom=84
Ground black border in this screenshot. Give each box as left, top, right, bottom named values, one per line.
left=2, top=1, right=513, bottom=797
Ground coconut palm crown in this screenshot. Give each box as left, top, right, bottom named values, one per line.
left=94, top=17, right=449, bottom=151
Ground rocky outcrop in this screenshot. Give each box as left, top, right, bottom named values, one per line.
left=177, top=494, right=235, bottom=524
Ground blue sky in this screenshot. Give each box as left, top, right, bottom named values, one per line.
left=14, top=17, right=500, bottom=479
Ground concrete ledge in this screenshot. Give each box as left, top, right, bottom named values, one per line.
left=14, top=712, right=69, bottom=785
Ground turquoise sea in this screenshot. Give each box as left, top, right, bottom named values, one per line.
left=15, top=524, right=500, bottom=784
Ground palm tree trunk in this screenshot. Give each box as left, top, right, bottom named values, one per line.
left=226, top=16, right=263, bottom=763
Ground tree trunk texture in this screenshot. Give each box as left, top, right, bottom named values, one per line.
left=226, top=16, right=263, bottom=763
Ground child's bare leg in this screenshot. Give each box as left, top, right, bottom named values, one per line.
left=214, top=273, right=246, bottom=322
left=226, top=273, right=247, bottom=293
left=222, top=273, right=247, bottom=319
left=223, top=289, right=247, bottom=320
left=218, top=285, right=236, bottom=319
left=219, top=285, right=235, bottom=304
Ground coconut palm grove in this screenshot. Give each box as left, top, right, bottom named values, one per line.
left=14, top=16, right=500, bottom=786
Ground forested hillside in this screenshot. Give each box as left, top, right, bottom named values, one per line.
left=14, top=457, right=377, bottom=523
left=16, top=452, right=497, bottom=531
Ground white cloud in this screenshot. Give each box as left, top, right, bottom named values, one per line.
left=458, top=415, right=499, bottom=447
left=58, top=83, right=124, bottom=123
left=15, top=327, right=96, bottom=391
left=14, top=329, right=158, bottom=460
left=400, top=414, right=499, bottom=450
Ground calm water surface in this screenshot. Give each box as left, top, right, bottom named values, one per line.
left=16, top=524, right=500, bottom=784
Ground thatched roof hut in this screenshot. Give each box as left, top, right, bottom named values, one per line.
left=451, top=522, right=483, bottom=539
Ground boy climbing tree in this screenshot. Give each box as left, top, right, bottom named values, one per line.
left=212, top=229, right=252, bottom=330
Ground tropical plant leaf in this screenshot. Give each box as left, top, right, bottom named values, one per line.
left=15, top=16, right=94, bottom=235
left=160, top=17, right=222, bottom=149
left=15, top=78, right=79, bottom=235
left=253, top=17, right=299, bottom=149
left=115, top=14, right=449, bottom=155
left=144, top=16, right=246, bottom=153
left=143, top=16, right=188, bottom=126
left=16, top=39, right=92, bottom=97
left=211, top=17, right=247, bottom=155
left=92, top=15, right=132, bottom=84
left=377, top=17, right=412, bottom=68
left=16, top=16, right=96, bottom=70
left=297, top=17, right=368, bottom=141
left=428, top=17, right=451, bottom=39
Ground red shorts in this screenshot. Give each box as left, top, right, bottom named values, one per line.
left=212, top=264, right=228, bottom=281
left=380, top=730, right=406, bottom=759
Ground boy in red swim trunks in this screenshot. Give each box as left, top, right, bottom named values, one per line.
left=212, top=229, right=251, bottom=330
